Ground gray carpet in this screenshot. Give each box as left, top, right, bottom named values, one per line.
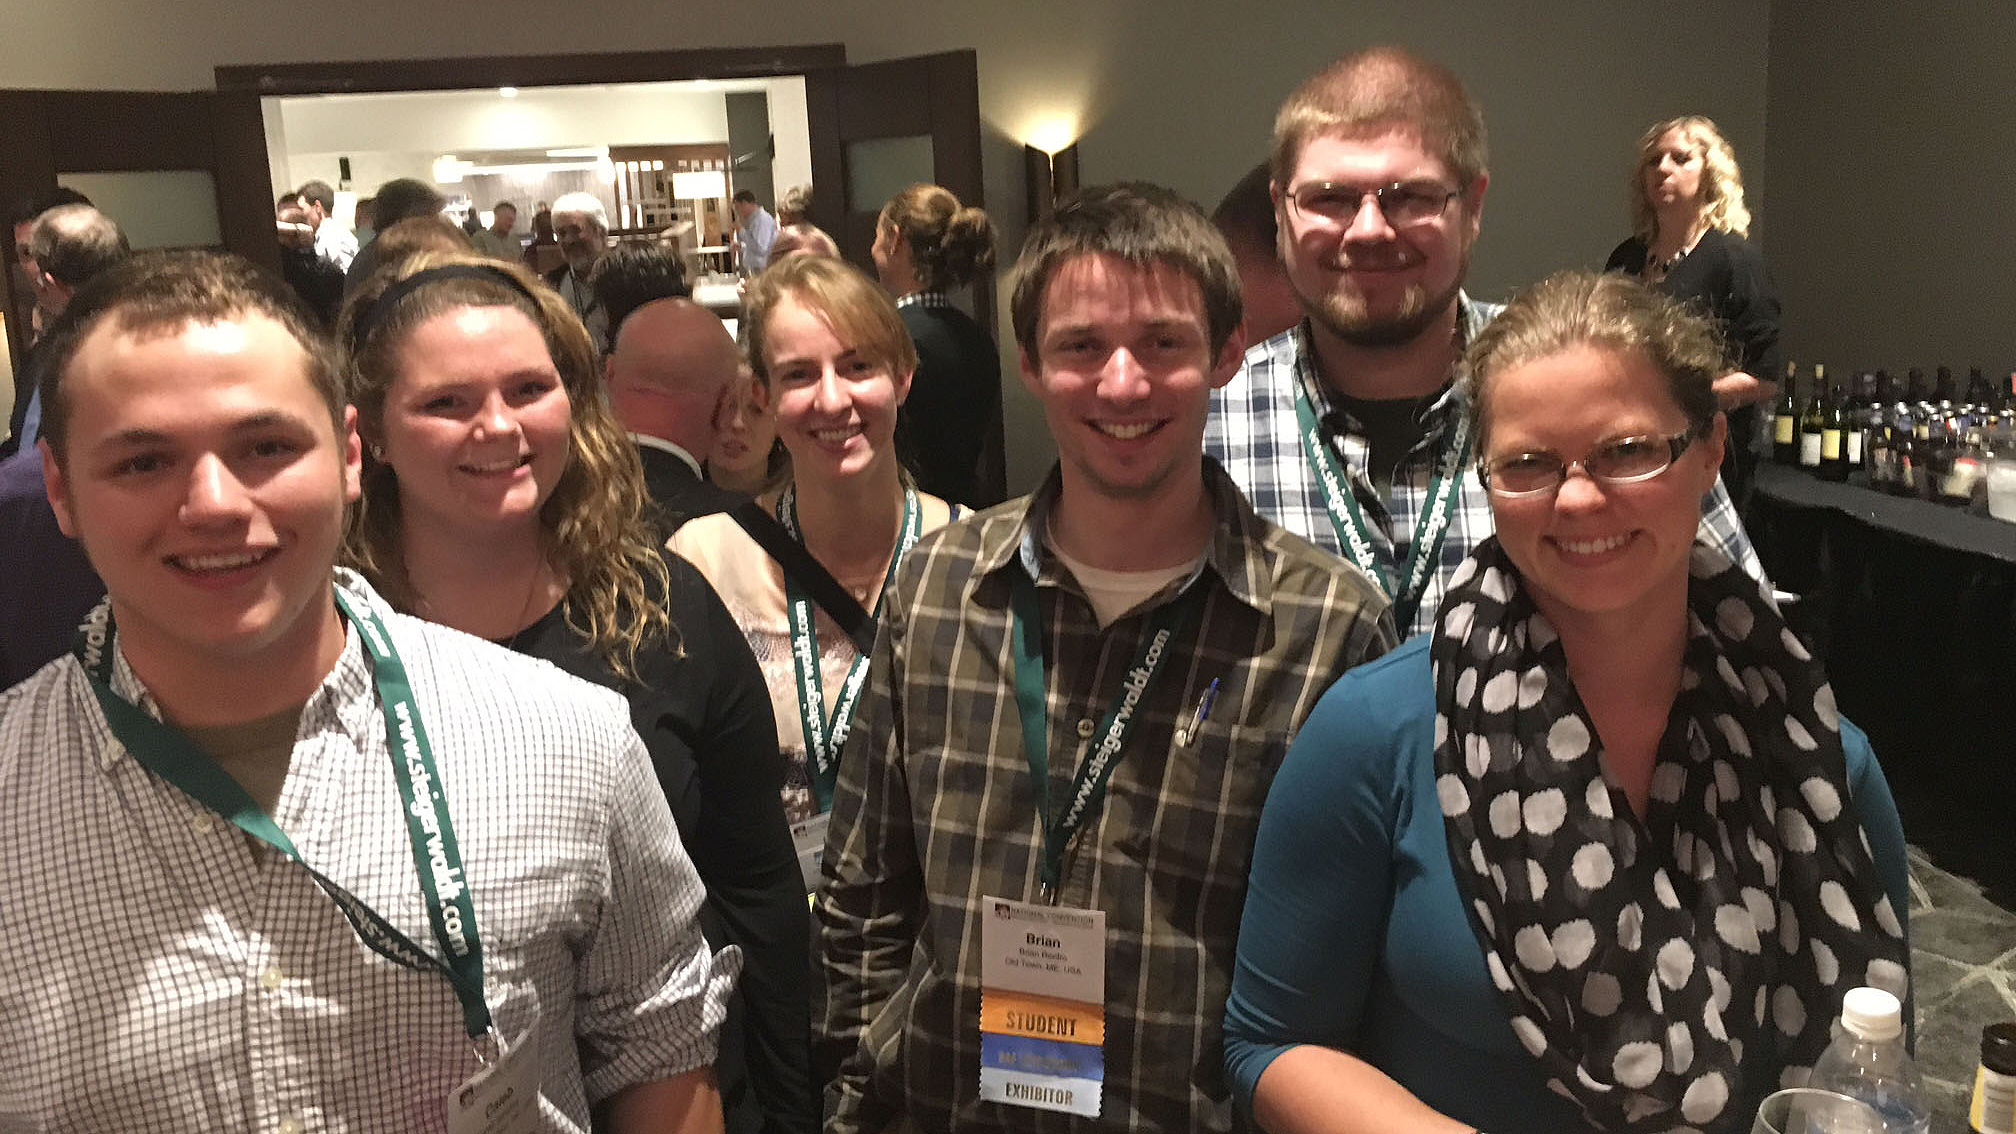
left=1905, top=845, right=2016, bottom=1132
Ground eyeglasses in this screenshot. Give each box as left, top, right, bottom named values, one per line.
left=1284, top=180, right=1462, bottom=228
left=1478, top=426, right=1704, bottom=498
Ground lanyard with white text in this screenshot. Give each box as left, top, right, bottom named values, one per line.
left=72, top=592, right=495, bottom=1043
left=1007, top=568, right=1199, bottom=902
left=1291, top=378, right=1471, bottom=631
left=778, top=483, right=921, bottom=812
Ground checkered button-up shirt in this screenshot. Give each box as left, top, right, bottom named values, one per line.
left=0, top=571, right=737, bottom=1132
left=1205, top=300, right=1767, bottom=637
left=816, top=461, right=1396, bottom=1134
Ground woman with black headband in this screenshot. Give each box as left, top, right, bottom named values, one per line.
left=1224, top=272, right=1909, bottom=1134
left=337, top=252, right=814, bottom=1134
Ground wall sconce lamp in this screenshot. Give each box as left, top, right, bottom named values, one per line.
left=1025, top=142, right=1081, bottom=223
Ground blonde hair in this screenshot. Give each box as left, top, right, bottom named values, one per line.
left=877, top=184, right=996, bottom=292
left=743, top=254, right=918, bottom=387
left=1463, top=270, right=1726, bottom=454
left=1630, top=115, right=1751, bottom=241
left=1270, top=45, right=1487, bottom=191
left=337, top=250, right=673, bottom=680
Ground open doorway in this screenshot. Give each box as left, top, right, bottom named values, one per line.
left=262, top=77, right=813, bottom=279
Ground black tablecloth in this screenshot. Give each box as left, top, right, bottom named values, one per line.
left=1752, top=464, right=2016, bottom=564
left=1747, top=463, right=2016, bottom=900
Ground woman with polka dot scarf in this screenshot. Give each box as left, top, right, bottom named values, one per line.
left=1223, top=272, right=1911, bottom=1134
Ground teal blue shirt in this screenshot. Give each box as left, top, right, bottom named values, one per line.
left=1223, top=635, right=1912, bottom=1132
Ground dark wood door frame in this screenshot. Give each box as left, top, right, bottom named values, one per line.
left=216, top=44, right=846, bottom=96
left=0, top=89, right=278, bottom=380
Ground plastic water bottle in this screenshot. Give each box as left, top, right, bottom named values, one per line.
left=1809, top=987, right=1933, bottom=1134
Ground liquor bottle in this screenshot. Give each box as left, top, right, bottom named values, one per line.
left=1868, top=399, right=1895, bottom=492
left=1935, top=364, right=1958, bottom=405
left=1799, top=364, right=1827, bottom=470
left=1943, top=414, right=1987, bottom=507
left=1893, top=401, right=1920, bottom=497
left=1970, top=1022, right=2016, bottom=1134
left=1774, top=362, right=1800, bottom=465
left=1820, top=374, right=1850, bottom=481
left=1906, top=367, right=1927, bottom=404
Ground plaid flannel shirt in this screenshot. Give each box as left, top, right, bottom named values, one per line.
left=816, top=460, right=1395, bottom=1134
left=1204, top=300, right=1767, bottom=637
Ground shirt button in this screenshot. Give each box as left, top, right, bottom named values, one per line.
left=259, top=964, right=284, bottom=991
left=1075, top=719, right=1096, bottom=740
left=277, top=1117, right=302, bottom=1134
left=190, top=812, right=216, bottom=835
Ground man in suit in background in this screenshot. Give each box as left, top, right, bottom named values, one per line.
left=606, top=297, right=747, bottom=530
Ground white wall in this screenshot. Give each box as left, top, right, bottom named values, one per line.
left=283, top=150, right=441, bottom=205
left=276, top=85, right=729, bottom=156
left=3, top=0, right=1773, bottom=492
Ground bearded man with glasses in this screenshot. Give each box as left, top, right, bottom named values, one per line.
left=1206, top=45, right=1764, bottom=637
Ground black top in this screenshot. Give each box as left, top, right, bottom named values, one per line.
left=894, top=302, right=1000, bottom=507
left=1605, top=227, right=1782, bottom=378
left=505, top=552, right=813, bottom=1134
left=0, top=452, right=104, bottom=690
left=636, top=442, right=747, bottom=534
left=279, top=246, right=346, bottom=330
left=1608, top=227, right=1782, bottom=505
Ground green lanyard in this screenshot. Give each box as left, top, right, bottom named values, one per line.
left=778, top=483, right=921, bottom=812
left=1007, top=567, right=1200, bottom=902
left=1291, top=378, right=1471, bottom=631
left=73, top=590, right=494, bottom=1043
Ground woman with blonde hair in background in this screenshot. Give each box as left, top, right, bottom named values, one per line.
left=1606, top=115, right=1781, bottom=506
left=672, top=254, right=960, bottom=888
left=871, top=183, right=1001, bottom=506
left=340, top=250, right=814, bottom=1134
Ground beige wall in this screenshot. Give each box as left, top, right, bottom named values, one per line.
left=1765, top=0, right=2009, bottom=378
left=4, top=0, right=1774, bottom=489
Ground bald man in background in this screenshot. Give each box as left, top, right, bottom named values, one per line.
left=606, top=298, right=749, bottom=531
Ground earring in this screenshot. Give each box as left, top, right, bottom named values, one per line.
left=369, top=442, right=385, bottom=462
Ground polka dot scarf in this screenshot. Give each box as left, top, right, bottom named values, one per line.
left=1430, top=538, right=1908, bottom=1133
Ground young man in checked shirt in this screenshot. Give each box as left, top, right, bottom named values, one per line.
left=815, top=183, right=1396, bottom=1134
left=0, top=250, right=734, bottom=1133
left=1204, top=46, right=1764, bottom=638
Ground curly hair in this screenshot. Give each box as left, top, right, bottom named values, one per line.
left=1463, top=270, right=1727, bottom=454
left=337, top=250, right=673, bottom=680
left=1630, top=115, right=1751, bottom=242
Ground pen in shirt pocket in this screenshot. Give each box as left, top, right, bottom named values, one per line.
left=1176, top=678, right=1220, bottom=748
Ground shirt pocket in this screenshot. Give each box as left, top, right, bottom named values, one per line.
left=1111, top=721, right=1287, bottom=930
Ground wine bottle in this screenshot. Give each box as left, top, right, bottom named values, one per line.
left=1849, top=372, right=1874, bottom=472
left=1774, top=361, right=1800, bottom=465
left=1820, top=373, right=1850, bottom=481
left=1800, top=364, right=1827, bottom=469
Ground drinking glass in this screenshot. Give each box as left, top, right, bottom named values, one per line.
left=1752, top=1087, right=1889, bottom=1134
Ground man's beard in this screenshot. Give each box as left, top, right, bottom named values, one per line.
left=563, top=245, right=599, bottom=275
left=1298, top=260, right=1466, bottom=349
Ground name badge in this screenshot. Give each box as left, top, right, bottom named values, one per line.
left=977, top=896, right=1105, bottom=1118
left=791, top=812, right=830, bottom=893
left=445, top=1023, right=541, bottom=1134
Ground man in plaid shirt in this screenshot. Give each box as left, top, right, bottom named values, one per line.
left=815, top=183, right=1395, bottom=1133
left=1205, top=47, right=1763, bottom=638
